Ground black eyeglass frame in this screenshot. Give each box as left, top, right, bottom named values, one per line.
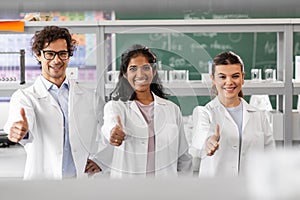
left=40, top=50, right=70, bottom=60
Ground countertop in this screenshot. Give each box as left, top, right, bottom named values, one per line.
left=0, top=144, right=26, bottom=179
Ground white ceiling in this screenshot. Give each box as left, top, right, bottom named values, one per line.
left=0, top=0, right=299, bottom=18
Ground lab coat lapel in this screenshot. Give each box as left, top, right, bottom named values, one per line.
left=241, top=98, right=256, bottom=132
left=126, top=100, right=149, bottom=139
left=130, top=100, right=147, bottom=125
left=68, top=80, right=84, bottom=109
left=34, top=76, right=50, bottom=98
left=213, top=98, right=236, bottom=127
left=153, top=94, right=167, bottom=131
left=34, top=76, right=59, bottom=108
left=69, top=80, right=84, bottom=96
left=129, top=94, right=167, bottom=130
left=68, top=80, right=84, bottom=120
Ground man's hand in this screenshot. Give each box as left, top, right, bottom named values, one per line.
left=84, top=159, right=101, bottom=175
left=8, top=108, right=28, bottom=143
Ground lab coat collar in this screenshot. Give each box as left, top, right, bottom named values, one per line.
left=32, top=76, right=60, bottom=109
left=40, top=75, right=69, bottom=91
left=129, top=92, right=166, bottom=124
left=211, top=97, right=237, bottom=126
left=34, top=76, right=84, bottom=103
left=241, top=98, right=257, bottom=112
left=241, top=98, right=258, bottom=132
left=152, top=92, right=167, bottom=105
left=212, top=97, right=258, bottom=132
left=212, top=97, right=256, bottom=112
left=34, top=76, right=51, bottom=98
left=129, top=92, right=166, bottom=110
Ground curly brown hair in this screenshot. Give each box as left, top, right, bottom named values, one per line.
left=31, top=26, right=77, bottom=62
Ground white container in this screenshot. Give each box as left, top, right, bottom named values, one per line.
left=169, top=70, right=189, bottom=82
left=264, top=68, right=274, bottom=81
left=251, top=68, right=262, bottom=82
left=106, top=70, right=119, bottom=83
left=267, top=110, right=283, bottom=141
left=157, top=70, right=168, bottom=82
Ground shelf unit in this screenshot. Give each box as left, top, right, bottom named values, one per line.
left=99, top=19, right=296, bottom=146
left=0, top=21, right=101, bottom=96
left=1, top=19, right=299, bottom=146
left=106, top=80, right=285, bottom=96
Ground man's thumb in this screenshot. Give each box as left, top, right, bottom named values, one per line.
left=116, top=115, right=123, bottom=130
left=215, top=124, right=220, bottom=141
left=20, top=108, right=27, bottom=122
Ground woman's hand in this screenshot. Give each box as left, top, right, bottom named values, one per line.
left=205, top=124, right=220, bottom=156
left=109, top=115, right=126, bottom=146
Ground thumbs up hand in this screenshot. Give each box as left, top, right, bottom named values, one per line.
left=205, top=124, right=220, bottom=156
left=109, top=115, right=126, bottom=146
left=8, top=108, right=29, bottom=143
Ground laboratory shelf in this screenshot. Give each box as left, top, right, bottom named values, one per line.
left=100, top=19, right=296, bottom=146
left=106, top=80, right=285, bottom=97
left=1, top=19, right=300, bottom=145
left=0, top=81, right=97, bottom=97
left=0, top=82, right=31, bottom=97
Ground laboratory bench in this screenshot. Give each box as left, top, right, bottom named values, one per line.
left=0, top=143, right=26, bottom=179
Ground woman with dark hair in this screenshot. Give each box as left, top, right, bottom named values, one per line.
left=191, top=51, right=275, bottom=177
left=109, top=44, right=167, bottom=101
left=101, top=44, right=192, bottom=178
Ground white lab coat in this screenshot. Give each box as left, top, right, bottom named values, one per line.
left=192, top=97, right=275, bottom=177
left=4, top=76, right=102, bottom=180
left=101, top=94, right=192, bottom=178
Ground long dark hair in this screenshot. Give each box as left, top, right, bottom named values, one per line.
left=211, top=51, right=244, bottom=98
left=110, top=44, right=168, bottom=101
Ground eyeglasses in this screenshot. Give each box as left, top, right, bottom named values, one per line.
left=41, top=50, right=70, bottom=60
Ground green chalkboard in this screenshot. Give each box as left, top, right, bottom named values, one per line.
left=116, top=32, right=277, bottom=80
left=114, top=29, right=300, bottom=115
left=114, top=11, right=300, bottom=115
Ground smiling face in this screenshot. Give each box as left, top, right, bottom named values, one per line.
left=212, top=64, right=244, bottom=107
left=37, top=39, right=69, bottom=87
left=125, top=54, right=156, bottom=95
